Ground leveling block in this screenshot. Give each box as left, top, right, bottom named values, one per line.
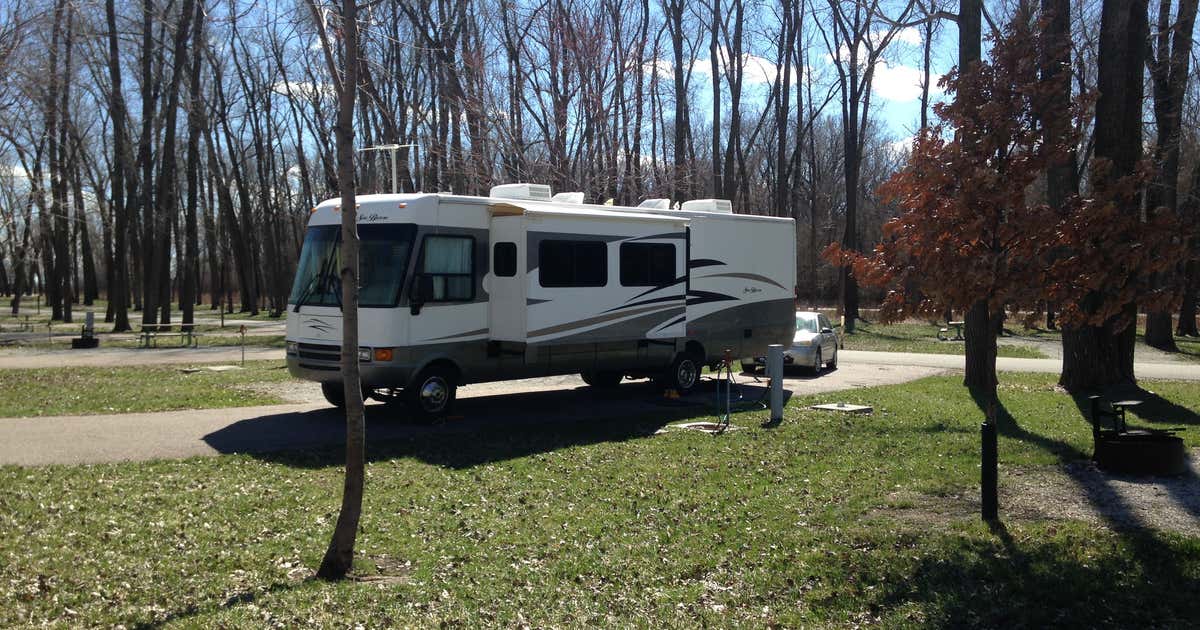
left=810, top=402, right=873, bottom=414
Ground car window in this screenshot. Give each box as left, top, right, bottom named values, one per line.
left=796, top=315, right=818, bottom=333
left=818, top=315, right=831, bottom=331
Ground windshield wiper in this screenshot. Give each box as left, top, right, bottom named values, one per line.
left=293, top=249, right=340, bottom=312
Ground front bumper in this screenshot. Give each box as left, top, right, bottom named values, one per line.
left=752, top=344, right=818, bottom=366
left=286, top=341, right=414, bottom=388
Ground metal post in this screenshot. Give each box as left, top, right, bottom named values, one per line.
left=239, top=324, right=246, bottom=366
left=390, top=146, right=398, bottom=194
left=768, top=344, right=784, bottom=423
left=981, top=420, right=998, bottom=521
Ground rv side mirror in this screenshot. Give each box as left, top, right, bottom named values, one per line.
left=410, top=274, right=434, bottom=315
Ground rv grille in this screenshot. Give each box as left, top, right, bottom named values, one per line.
left=298, top=342, right=341, bottom=368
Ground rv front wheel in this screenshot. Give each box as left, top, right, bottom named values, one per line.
left=406, top=367, right=457, bottom=420
left=321, top=382, right=346, bottom=409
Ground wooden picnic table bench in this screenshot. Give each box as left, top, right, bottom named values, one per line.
left=138, top=324, right=202, bottom=348
left=937, top=320, right=965, bottom=341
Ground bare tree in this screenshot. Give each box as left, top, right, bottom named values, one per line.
left=308, top=0, right=366, bottom=581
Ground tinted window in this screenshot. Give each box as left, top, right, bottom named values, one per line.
left=619, top=242, right=676, bottom=286
left=796, top=315, right=818, bottom=333
left=493, top=242, right=517, bottom=277
left=538, top=240, right=607, bottom=287
left=421, top=235, right=474, bottom=301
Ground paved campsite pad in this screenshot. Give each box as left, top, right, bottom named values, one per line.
left=0, top=362, right=945, bottom=465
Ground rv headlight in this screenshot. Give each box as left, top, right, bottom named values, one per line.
left=358, top=347, right=373, bottom=362
left=286, top=341, right=298, bottom=355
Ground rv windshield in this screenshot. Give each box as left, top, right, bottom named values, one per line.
left=289, top=223, right=417, bottom=309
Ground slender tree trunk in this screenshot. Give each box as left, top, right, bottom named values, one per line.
left=105, top=0, right=131, bottom=331
left=312, top=0, right=366, bottom=582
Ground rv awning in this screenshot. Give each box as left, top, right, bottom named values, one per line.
left=489, top=202, right=689, bottom=226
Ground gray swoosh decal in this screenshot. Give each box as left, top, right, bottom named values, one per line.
left=528, top=304, right=683, bottom=339
left=696, top=272, right=787, bottom=291
left=420, top=328, right=489, bottom=342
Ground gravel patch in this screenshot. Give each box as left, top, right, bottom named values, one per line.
left=879, top=456, right=1200, bottom=536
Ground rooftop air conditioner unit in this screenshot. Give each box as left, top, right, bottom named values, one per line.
left=490, top=183, right=553, bottom=201
left=637, top=198, right=671, bottom=210
left=552, top=192, right=585, bottom=204
left=680, top=198, right=733, bottom=214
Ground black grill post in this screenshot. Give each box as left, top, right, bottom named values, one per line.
left=981, top=403, right=998, bottom=521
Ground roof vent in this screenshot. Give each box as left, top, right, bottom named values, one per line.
left=680, top=198, right=733, bottom=214
left=638, top=198, right=671, bottom=209
left=552, top=192, right=585, bottom=204
left=490, top=183, right=553, bottom=201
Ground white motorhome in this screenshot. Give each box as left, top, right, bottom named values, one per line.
left=286, top=184, right=796, bottom=418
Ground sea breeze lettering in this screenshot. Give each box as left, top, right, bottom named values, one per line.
left=358, top=213, right=387, bottom=222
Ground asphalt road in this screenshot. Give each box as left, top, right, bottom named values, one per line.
left=0, top=362, right=945, bottom=466
left=2, top=346, right=1199, bottom=466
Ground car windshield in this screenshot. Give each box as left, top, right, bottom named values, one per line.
left=289, top=223, right=417, bottom=308
left=796, top=315, right=819, bottom=333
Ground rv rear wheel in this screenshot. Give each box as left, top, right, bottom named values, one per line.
left=661, top=352, right=702, bottom=394
left=581, top=370, right=623, bottom=388
left=406, top=367, right=457, bottom=420
left=321, top=382, right=346, bottom=409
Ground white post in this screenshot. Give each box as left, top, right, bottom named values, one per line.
left=768, top=344, right=784, bottom=423
left=390, top=145, right=398, bottom=194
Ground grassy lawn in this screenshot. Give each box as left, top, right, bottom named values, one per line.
left=0, top=360, right=293, bottom=417
left=841, top=321, right=1048, bottom=358
left=2, top=333, right=286, bottom=351
left=2, top=373, right=1197, bottom=627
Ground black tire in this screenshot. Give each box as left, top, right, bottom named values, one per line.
left=321, top=382, right=346, bottom=409
left=740, top=359, right=760, bottom=374
left=828, top=346, right=838, bottom=370
left=581, top=370, right=623, bottom=388
left=661, top=352, right=703, bottom=394
left=405, top=367, right=457, bottom=421
left=809, top=348, right=823, bottom=375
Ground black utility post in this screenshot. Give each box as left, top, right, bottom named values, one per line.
left=981, top=401, right=998, bottom=521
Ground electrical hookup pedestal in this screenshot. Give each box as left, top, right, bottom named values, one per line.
left=768, top=344, right=784, bottom=424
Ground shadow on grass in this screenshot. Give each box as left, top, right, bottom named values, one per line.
left=945, top=388, right=1199, bottom=627
left=865, top=521, right=1200, bottom=627
left=969, top=387, right=1088, bottom=464
left=203, top=380, right=787, bottom=470
left=131, top=580, right=300, bottom=630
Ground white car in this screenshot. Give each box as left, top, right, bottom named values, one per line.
left=744, top=311, right=839, bottom=374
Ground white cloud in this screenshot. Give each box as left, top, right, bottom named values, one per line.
left=893, top=26, right=923, bottom=46
left=871, top=61, right=926, bottom=102
left=271, top=80, right=336, bottom=100
left=690, top=47, right=801, bottom=85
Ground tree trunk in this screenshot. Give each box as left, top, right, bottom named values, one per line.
left=963, top=300, right=998, bottom=400
left=313, top=0, right=366, bottom=582
left=1060, top=0, right=1148, bottom=389
left=104, top=0, right=132, bottom=332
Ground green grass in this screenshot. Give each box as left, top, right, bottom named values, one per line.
left=0, top=360, right=293, bottom=417
left=2, top=373, right=1197, bottom=627
left=841, top=321, right=1049, bottom=358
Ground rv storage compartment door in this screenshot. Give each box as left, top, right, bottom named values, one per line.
left=488, top=214, right=527, bottom=342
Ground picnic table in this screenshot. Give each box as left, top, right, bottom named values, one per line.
left=138, top=324, right=201, bottom=348
left=937, top=320, right=965, bottom=341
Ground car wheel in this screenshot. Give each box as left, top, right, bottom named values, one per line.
left=828, top=346, right=838, bottom=370
left=662, top=352, right=702, bottom=394
left=810, top=348, right=823, bottom=375
left=321, top=382, right=346, bottom=409
left=581, top=370, right=623, bottom=388
left=405, top=367, right=457, bottom=421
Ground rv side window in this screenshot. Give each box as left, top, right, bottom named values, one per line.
left=538, top=240, right=607, bottom=287
left=421, top=235, right=474, bottom=301
left=619, top=242, right=676, bottom=286
left=493, top=242, right=517, bottom=277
